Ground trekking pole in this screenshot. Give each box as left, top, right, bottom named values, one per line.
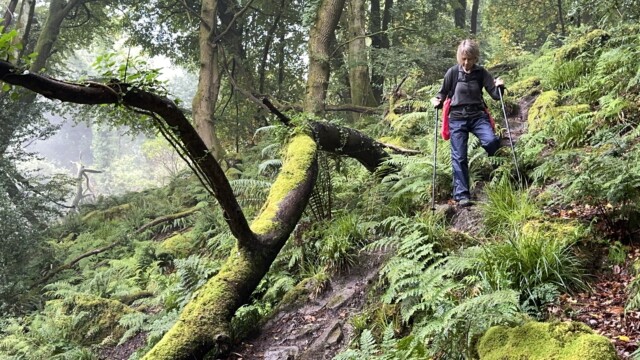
left=498, top=87, right=523, bottom=185
left=431, top=107, right=439, bottom=213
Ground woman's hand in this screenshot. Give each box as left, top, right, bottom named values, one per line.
left=430, top=97, right=442, bottom=108
left=495, top=78, right=505, bottom=87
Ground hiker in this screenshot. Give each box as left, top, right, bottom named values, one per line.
left=430, top=39, right=505, bottom=207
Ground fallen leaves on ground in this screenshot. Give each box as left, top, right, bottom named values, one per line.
left=552, top=246, right=640, bottom=359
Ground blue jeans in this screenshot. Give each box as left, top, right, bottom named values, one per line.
left=449, top=114, right=500, bottom=201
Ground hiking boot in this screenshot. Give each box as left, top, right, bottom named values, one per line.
left=458, top=198, right=473, bottom=207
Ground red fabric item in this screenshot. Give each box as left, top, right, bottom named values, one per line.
left=485, top=108, right=496, bottom=130
left=441, top=98, right=452, bottom=140
left=440, top=99, right=496, bottom=141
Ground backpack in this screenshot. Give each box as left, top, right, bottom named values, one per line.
left=441, top=65, right=496, bottom=140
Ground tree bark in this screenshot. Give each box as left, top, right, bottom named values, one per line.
left=193, top=0, right=227, bottom=160
left=470, top=0, right=479, bottom=34
left=70, top=162, right=101, bottom=212
left=347, top=0, right=378, bottom=111
left=454, top=0, right=466, bottom=30
left=304, top=0, right=346, bottom=115
left=0, top=60, right=391, bottom=359
left=369, top=0, right=393, bottom=103
left=2, top=0, right=19, bottom=31
left=258, top=0, right=286, bottom=94
left=134, top=207, right=199, bottom=235
left=557, top=0, right=565, bottom=36
left=30, top=0, right=83, bottom=73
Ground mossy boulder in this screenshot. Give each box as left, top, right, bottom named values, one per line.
left=528, top=91, right=561, bottom=132
left=555, top=30, right=610, bottom=61
left=159, top=232, right=194, bottom=259
left=81, top=203, right=132, bottom=223
left=478, top=321, right=618, bottom=360
left=62, top=295, right=133, bottom=345
left=528, top=91, right=590, bottom=134
left=508, top=77, right=542, bottom=98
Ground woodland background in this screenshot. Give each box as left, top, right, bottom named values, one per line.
left=1, top=0, right=640, bottom=359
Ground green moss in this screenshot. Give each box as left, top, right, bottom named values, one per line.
left=522, top=220, right=585, bottom=244
left=528, top=91, right=561, bottom=132
left=509, top=77, right=542, bottom=98
left=555, top=30, right=610, bottom=61
left=478, top=321, right=617, bottom=360
left=63, top=295, right=133, bottom=345
left=143, top=246, right=262, bottom=359
left=250, top=134, right=317, bottom=235
left=82, top=203, right=132, bottom=223
left=158, top=232, right=194, bottom=259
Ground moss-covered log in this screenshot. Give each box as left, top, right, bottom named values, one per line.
left=143, top=134, right=318, bottom=359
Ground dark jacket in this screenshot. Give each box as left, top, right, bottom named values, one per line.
left=436, top=64, right=501, bottom=119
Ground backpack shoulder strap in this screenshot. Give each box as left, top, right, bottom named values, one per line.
left=447, top=65, right=487, bottom=99
left=447, top=64, right=459, bottom=99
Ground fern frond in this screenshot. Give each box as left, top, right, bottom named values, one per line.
left=258, top=159, right=282, bottom=176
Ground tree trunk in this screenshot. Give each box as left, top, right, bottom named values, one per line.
left=70, top=162, right=101, bottom=212
left=192, top=0, right=227, bottom=160
left=30, top=0, right=81, bottom=73
left=0, top=60, right=391, bottom=359
left=347, top=0, right=378, bottom=111
left=470, top=0, right=479, bottom=34
left=17, top=0, right=35, bottom=61
left=2, top=0, right=19, bottom=31
left=369, top=0, right=392, bottom=103
left=454, top=0, right=466, bottom=30
left=258, top=0, right=286, bottom=94
left=276, top=27, right=286, bottom=98
left=557, top=0, right=565, bottom=36
left=304, top=0, right=346, bottom=115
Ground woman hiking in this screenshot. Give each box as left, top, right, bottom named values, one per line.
left=430, top=39, right=505, bottom=207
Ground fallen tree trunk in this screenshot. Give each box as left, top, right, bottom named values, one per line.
left=0, top=60, right=391, bottom=359
left=134, top=206, right=199, bottom=235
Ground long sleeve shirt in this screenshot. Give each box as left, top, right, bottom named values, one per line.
left=436, top=64, right=501, bottom=119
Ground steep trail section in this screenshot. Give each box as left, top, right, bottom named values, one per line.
left=227, top=252, right=385, bottom=360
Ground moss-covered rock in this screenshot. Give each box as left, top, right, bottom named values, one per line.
left=555, top=30, right=610, bottom=61
left=528, top=90, right=561, bottom=132
left=62, top=294, right=133, bottom=345
left=508, top=76, right=542, bottom=98
left=478, top=321, right=618, bottom=360
left=82, top=203, right=132, bottom=223
left=158, top=232, right=194, bottom=259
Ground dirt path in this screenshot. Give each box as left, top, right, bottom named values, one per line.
left=227, top=252, right=386, bottom=360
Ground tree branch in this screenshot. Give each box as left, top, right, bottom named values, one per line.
left=0, top=60, right=256, bottom=247
left=209, top=0, right=256, bottom=45
left=134, top=206, right=199, bottom=235
left=32, top=240, right=122, bottom=289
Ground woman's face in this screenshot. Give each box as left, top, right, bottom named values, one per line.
left=459, top=54, right=477, bottom=73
